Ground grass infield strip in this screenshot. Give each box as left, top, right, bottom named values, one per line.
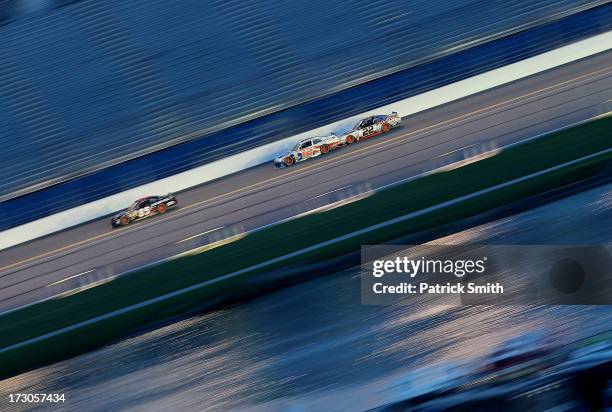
left=0, top=116, right=610, bottom=377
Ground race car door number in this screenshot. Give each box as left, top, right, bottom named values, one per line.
left=138, top=206, right=151, bottom=218
left=362, top=126, right=375, bottom=136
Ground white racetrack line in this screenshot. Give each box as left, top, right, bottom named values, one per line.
left=1, top=31, right=611, bottom=251
left=2, top=113, right=608, bottom=317
left=1, top=145, right=610, bottom=353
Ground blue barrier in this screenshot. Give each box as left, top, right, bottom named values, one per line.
left=0, top=3, right=610, bottom=230
left=5, top=0, right=599, bottom=201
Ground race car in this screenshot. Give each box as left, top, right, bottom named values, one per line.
left=340, top=111, right=401, bottom=144
left=110, top=193, right=177, bottom=228
left=274, top=134, right=342, bottom=168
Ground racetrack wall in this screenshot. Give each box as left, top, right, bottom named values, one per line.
left=0, top=1, right=610, bottom=230
left=1, top=116, right=610, bottom=377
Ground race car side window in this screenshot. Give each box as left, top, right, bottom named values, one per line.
left=300, top=141, right=312, bottom=149
left=312, top=139, right=322, bottom=144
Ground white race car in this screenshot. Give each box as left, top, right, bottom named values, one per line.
left=274, top=134, right=342, bottom=168
left=340, top=111, right=401, bottom=144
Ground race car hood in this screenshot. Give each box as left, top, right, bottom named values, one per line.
left=274, top=151, right=294, bottom=163
left=339, top=127, right=356, bottom=135
left=112, top=210, right=128, bottom=220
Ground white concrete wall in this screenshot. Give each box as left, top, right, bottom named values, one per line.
left=1, top=31, right=610, bottom=251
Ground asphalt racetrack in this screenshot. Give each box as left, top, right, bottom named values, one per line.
left=0, top=51, right=610, bottom=313
left=1, top=183, right=610, bottom=411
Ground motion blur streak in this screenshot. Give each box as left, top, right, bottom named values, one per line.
left=2, top=30, right=610, bottom=247
left=0, top=183, right=609, bottom=411
left=0, top=1, right=607, bottom=228
left=0, top=51, right=609, bottom=312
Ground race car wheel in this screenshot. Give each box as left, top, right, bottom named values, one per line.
left=320, top=144, right=330, bottom=154
left=157, top=203, right=167, bottom=214
left=120, top=216, right=130, bottom=226
left=382, top=123, right=391, bottom=133
left=283, top=156, right=294, bottom=166
left=345, top=135, right=356, bottom=144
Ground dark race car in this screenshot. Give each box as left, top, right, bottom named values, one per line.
left=110, top=193, right=177, bottom=228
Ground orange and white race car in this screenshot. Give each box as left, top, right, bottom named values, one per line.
left=274, top=134, right=342, bottom=168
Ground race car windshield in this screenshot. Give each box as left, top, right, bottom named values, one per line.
left=128, top=201, right=139, bottom=211
left=292, top=143, right=301, bottom=151
left=353, top=120, right=362, bottom=130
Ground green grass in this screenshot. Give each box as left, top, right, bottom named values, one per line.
left=0, top=116, right=610, bottom=377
